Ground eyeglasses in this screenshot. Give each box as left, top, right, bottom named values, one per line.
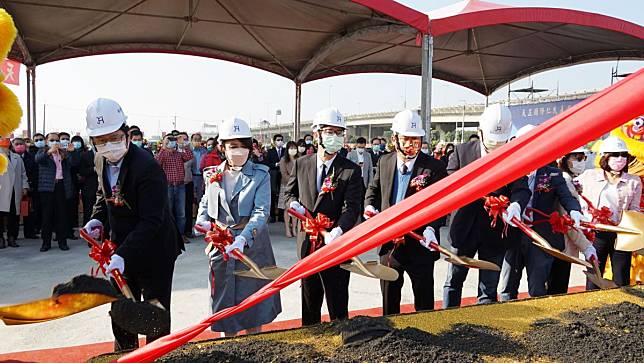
left=34, top=138, right=44, bottom=142
left=571, top=153, right=587, bottom=161
left=93, top=133, right=125, bottom=147
left=320, top=128, right=344, bottom=137
left=608, top=152, right=629, bottom=158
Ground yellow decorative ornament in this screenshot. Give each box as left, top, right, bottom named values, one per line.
left=594, top=117, right=644, bottom=284
left=0, top=9, right=23, bottom=174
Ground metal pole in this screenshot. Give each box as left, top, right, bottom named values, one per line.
left=420, top=34, right=433, bottom=141
left=31, top=66, right=37, bottom=135
left=294, top=82, right=301, bottom=139
left=42, top=104, right=46, bottom=133
left=26, top=67, right=31, bottom=137
left=462, top=102, right=466, bottom=143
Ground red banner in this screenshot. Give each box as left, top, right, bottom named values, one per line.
left=118, top=69, right=644, bottom=363
left=1, top=59, right=20, bottom=85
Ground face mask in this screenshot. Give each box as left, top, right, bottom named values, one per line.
left=207, top=146, right=214, bottom=152
left=35, top=140, right=45, bottom=148
left=569, top=159, right=586, bottom=176
left=226, top=148, right=249, bottom=169
left=60, top=139, right=70, bottom=148
left=483, top=139, right=506, bottom=152
left=321, top=134, right=343, bottom=154
left=276, top=140, right=284, bottom=148
left=14, top=145, right=26, bottom=154
left=356, top=147, right=364, bottom=154
left=72, top=141, right=82, bottom=150
left=132, top=140, right=143, bottom=148
left=96, top=140, right=128, bottom=163
left=288, top=148, right=298, bottom=156
left=297, top=146, right=306, bottom=154
left=305, top=139, right=312, bottom=145
left=608, top=156, right=627, bottom=173
left=421, top=148, right=429, bottom=154
left=379, top=144, right=386, bottom=152
left=47, top=141, right=59, bottom=148
left=167, top=141, right=177, bottom=149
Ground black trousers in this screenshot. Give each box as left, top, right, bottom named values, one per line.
left=587, top=232, right=631, bottom=289
left=380, top=253, right=435, bottom=315
left=81, top=178, right=98, bottom=226
left=184, top=181, right=194, bottom=236
left=40, top=182, right=68, bottom=247
left=301, top=264, right=350, bottom=326
left=0, top=190, right=19, bottom=238
left=112, top=264, right=175, bottom=352
left=547, top=258, right=571, bottom=295
left=67, top=184, right=80, bottom=235
left=30, top=192, right=42, bottom=234
left=269, top=170, right=280, bottom=218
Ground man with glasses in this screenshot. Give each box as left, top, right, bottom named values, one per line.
left=81, top=98, right=184, bottom=351
left=364, top=110, right=447, bottom=315
left=267, top=134, right=285, bottom=223
left=285, top=108, right=362, bottom=326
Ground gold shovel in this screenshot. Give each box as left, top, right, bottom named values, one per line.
left=583, top=257, right=618, bottom=290
left=0, top=293, right=117, bottom=325
left=407, top=231, right=501, bottom=271
left=613, top=210, right=644, bottom=252
left=195, top=224, right=287, bottom=280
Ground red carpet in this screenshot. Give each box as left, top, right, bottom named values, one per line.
left=0, top=286, right=585, bottom=363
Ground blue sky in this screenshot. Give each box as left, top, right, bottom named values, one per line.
left=6, top=0, right=643, bottom=137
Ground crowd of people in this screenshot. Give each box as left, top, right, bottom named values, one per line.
left=0, top=98, right=640, bottom=352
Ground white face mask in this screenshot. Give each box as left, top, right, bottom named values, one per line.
left=569, top=159, right=586, bottom=176
left=305, top=139, right=312, bottom=145
left=226, top=148, right=249, bottom=170
left=96, top=139, right=128, bottom=163
left=297, top=146, right=306, bottom=154
left=321, top=134, right=343, bottom=154
left=356, top=147, right=365, bottom=154
left=288, top=148, right=298, bottom=156
left=421, top=148, right=429, bottom=154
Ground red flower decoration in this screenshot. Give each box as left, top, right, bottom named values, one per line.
left=204, top=168, right=224, bottom=184
left=106, top=184, right=131, bottom=209
left=320, top=171, right=336, bottom=194
left=535, top=174, right=552, bottom=193
left=410, top=173, right=430, bottom=192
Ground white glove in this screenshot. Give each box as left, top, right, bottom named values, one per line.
left=83, top=219, right=103, bottom=239
left=106, top=254, right=125, bottom=278
left=289, top=201, right=306, bottom=215
left=195, top=221, right=212, bottom=235
left=583, top=245, right=598, bottom=262
left=325, top=227, right=343, bottom=245
left=420, top=226, right=438, bottom=252
left=522, top=209, right=533, bottom=223
left=502, top=202, right=522, bottom=227
left=225, top=236, right=246, bottom=259
left=363, top=205, right=379, bottom=219
left=569, top=210, right=588, bottom=228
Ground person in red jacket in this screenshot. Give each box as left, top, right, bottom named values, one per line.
left=200, top=137, right=223, bottom=171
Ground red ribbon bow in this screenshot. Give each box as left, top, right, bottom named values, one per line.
left=483, top=195, right=510, bottom=228
left=547, top=211, right=573, bottom=234
left=302, top=213, right=333, bottom=254
left=203, top=225, right=234, bottom=261
left=580, top=194, right=615, bottom=226
left=88, top=238, right=117, bottom=277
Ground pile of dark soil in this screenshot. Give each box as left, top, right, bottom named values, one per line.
left=110, top=299, right=170, bottom=337
left=522, top=301, right=644, bottom=363
left=51, top=274, right=119, bottom=298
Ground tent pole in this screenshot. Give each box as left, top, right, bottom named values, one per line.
left=31, top=66, right=37, bottom=135
left=26, top=67, right=32, bottom=137
left=294, top=82, right=301, bottom=139
left=420, top=34, right=433, bottom=141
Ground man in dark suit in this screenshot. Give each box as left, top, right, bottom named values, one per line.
left=284, top=108, right=362, bottom=326
left=364, top=110, right=447, bottom=315
left=81, top=98, right=184, bottom=352
left=443, top=104, right=531, bottom=308
left=266, top=134, right=285, bottom=222
left=499, top=125, right=587, bottom=300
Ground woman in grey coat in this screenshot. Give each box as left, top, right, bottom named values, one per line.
left=196, top=117, right=281, bottom=337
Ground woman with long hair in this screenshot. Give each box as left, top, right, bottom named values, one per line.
left=279, top=141, right=299, bottom=237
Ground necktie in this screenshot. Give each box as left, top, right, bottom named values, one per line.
left=402, top=163, right=408, bottom=175
left=319, top=163, right=327, bottom=191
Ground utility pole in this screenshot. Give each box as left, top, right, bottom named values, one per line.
left=42, top=104, right=46, bottom=133
left=173, top=115, right=177, bottom=130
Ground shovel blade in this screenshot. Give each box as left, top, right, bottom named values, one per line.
left=584, top=271, right=618, bottom=290
left=0, top=293, right=117, bottom=325
left=446, top=256, right=501, bottom=271
left=341, top=260, right=399, bottom=281
left=234, top=266, right=288, bottom=280
left=614, top=211, right=644, bottom=251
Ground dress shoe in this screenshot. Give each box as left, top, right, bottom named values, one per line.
left=7, top=236, right=19, bottom=247
left=0, top=237, right=5, bottom=249
left=59, top=242, right=70, bottom=251
left=40, top=243, right=51, bottom=252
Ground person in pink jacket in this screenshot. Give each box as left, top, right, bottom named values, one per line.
left=576, top=136, right=642, bottom=288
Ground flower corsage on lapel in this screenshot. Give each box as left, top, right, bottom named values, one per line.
left=410, top=173, right=430, bottom=192
left=204, top=167, right=224, bottom=185
left=320, top=170, right=337, bottom=195
left=535, top=174, right=552, bottom=193
left=107, top=184, right=131, bottom=209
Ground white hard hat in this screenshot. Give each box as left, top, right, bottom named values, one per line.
left=599, top=136, right=629, bottom=154
left=391, top=109, right=425, bottom=137
left=514, top=124, right=536, bottom=139
left=569, top=146, right=587, bottom=154
left=312, top=108, right=345, bottom=131
left=85, top=98, right=128, bottom=137
left=479, top=104, right=512, bottom=143
left=218, top=117, right=252, bottom=140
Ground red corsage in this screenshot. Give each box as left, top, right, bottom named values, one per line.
left=204, top=168, right=224, bottom=184
left=410, top=173, right=430, bottom=192
left=321, top=171, right=336, bottom=194
left=535, top=174, right=552, bottom=193
left=106, top=184, right=131, bottom=209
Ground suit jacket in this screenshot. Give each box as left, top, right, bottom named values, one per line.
left=528, top=166, right=581, bottom=250
left=266, top=147, right=284, bottom=171
left=35, top=148, right=74, bottom=198
left=447, top=141, right=531, bottom=253
left=284, top=154, right=363, bottom=258
left=364, top=152, right=447, bottom=260
left=347, top=149, right=373, bottom=189
left=92, top=144, right=184, bottom=275
left=18, top=151, right=37, bottom=191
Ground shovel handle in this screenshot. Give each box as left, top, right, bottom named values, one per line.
left=407, top=231, right=443, bottom=254
left=230, top=249, right=270, bottom=280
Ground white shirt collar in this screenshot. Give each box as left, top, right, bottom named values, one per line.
left=317, top=153, right=337, bottom=170
left=395, top=154, right=417, bottom=174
